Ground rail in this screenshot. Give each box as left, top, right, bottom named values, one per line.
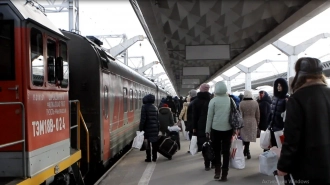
left=69, top=100, right=90, bottom=177
left=0, top=102, right=26, bottom=179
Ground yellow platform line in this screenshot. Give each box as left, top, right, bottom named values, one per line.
left=17, top=150, right=81, bottom=185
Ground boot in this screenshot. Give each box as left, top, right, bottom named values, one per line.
left=214, top=165, right=221, bottom=180
left=204, top=161, right=211, bottom=171
left=246, top=151, right=251, bottom=159
left=220, top=168, right=228, bottom=181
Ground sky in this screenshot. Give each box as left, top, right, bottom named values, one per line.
left=43, top=0, right=330, bottom=95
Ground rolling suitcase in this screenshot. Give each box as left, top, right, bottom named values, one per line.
left=157, top=135, right=178, bottom=160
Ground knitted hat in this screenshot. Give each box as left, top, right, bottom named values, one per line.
left=162, top=103, right=168, bottom=108
left=189, top=89, right=197, bottom=97
left=199, top=83, right=210, bottom=92
left=244, top=90, right=253, bottom=98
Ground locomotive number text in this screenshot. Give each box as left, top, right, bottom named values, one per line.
left=31, top=117, right=66, bottom=137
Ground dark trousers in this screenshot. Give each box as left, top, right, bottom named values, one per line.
left=243, top=141, right=250, bottom=153
left=211, top=129, right=232, bottom=169
left=270, top=130, right=277, bottom=147
left=146, top=140, right=158, bottom=160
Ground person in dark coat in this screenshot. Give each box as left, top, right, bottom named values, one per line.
left=268, top=77, right=288, bottom=147
left=158, top=97, right=166, bottom=108
left=179, top=96, right=184, bottom=112
left=165, top=96, right=177, bottom=122
left=187, top=90, right=197, bottom=142
left=277, top=57, right=330, bottom=185
left=139, top=94, right=159, bottom=162
left=158, top=104, right=174, bottom=136
left=238, top=93, right=244, bottom=101
left=192, top=83, right=211, bottom=171
left=173, top=96, right=181, bottom=117
left=258, top=91, right=272, bottom=131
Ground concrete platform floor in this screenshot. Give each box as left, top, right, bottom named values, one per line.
left=97, top=133, right=284, bottom=185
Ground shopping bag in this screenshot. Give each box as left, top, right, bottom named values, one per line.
left=202, top=141, right=215, bottom=161
left=185, top=131, right=190, bottom=141
left=259, top=150, right=278, bottom=176
left=260, top=129, right=271, bottom=149
left=132, top=131, right=144, bottom=149
left=168, top=125, right=181, bottom=132
left=230, top=137, right=245, bottom=169
left=189, top=136, right=198, bottom=155
left=274, top=130, right=284, bottom=148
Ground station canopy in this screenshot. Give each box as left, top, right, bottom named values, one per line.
left=130, top=0, right=330, bottom=96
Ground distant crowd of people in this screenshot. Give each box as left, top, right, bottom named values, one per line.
left=138, top=57, right=330, bottom=185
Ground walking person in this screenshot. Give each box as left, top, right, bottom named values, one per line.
left=192, top=83, right=211, bottom=171
left=277, top=57, right=330, bottom=185
left=139, top=94, right=159, bottom=162
left=239, top=90, right=260, bottom=159
left=205, top=81, right=233, bottom=181
left=158, top=104, right=174, bottom=136
left=268, top=78, right=288, bottom=148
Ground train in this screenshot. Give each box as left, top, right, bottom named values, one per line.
left=0, top=1, right=169, bottom=185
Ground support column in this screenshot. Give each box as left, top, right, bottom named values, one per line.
left=245, top=73, right=251, bottom=91
left=227, top=80, right=232, bottom=94
left=288, top=55, right=298, bottom=79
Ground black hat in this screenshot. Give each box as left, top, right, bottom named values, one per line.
left=297, top=57, right=323, bottom=77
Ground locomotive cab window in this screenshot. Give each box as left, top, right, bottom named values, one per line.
left=47, top=38, right=56, bottom=84
left=31, top=28, right=44, bottom=86
left=123, top=88, right=127, bottom=112
left=59, top=41, right=68, bottom=88
left=0, top=20, right=15, bottom=81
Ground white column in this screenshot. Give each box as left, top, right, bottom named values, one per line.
left=245, top=73, right=251, bottom=90
left=227, top=80, right=232, bottom=94
left=288, top=55, right=298, bottom=79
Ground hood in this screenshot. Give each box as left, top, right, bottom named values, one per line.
left=274, top=78, right=288, bottom=98
left=143, top=94, right=155, bottom=104
left=260, top=91, right=272, bottom=104
left=159, top=107, right=171, bottom=114
left=183, top=102, right=189, bottom=107
left=214, top=81, right=227, bottom=96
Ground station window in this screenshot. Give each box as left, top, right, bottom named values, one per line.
left=104, top=86, right=109, bottom=119
left=123, top=88, right=128, bottom=112
left=129, top=89, right=133, bottom=111
left=60, top=41, right=69, bottom=88
left=30, top=28, right=44, bottom=86
left=47, top=38, right=56, bottom=84
left=0, top=20, right=15, bottom=81
left=139, top=90, right=142, bottom=108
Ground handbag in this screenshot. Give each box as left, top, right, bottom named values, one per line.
left=202, top=141, right=215, bottom=161
left=229, top=98, right=244, bottom=129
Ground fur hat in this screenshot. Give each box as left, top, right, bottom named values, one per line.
left=199, top=83, right=210, bottom=92
left=244, top=90, right=253, bottom=99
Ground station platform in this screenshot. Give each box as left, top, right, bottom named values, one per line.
left=96, top=134, right=284, bottom=185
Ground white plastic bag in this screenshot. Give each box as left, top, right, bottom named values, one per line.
left=259, top=150, right=278, bottom=176
left=274, top=130, right=284, bottom=148
left=132, top=131, right=144, bottom=149
left=230, top=138, right=245, bottom=169
left=260, top=129, right=271, bottom=149
left=185, top=131, right=190, bottom=141
left=168, top=125, right=181, bottom=132
left=189, top=136, right=198, bottom=155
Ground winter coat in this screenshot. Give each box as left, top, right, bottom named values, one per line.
left=206, top=81, right=231, bottom=133
left=192, top=92, right=211, bottom=151
left=179, top=102, right=189, bottom=121
left=158, top=107, right=174, bottom=134
left=269, top=78, right=288, bottom=132
left=139, top=94, right=159, bottom=142
left=258, top=92, right=272, bottom=131
left=239, top=98, right=260, bottom=142
left=165, top=96, right=176, bottom=114
left=278, top=81, right=330, bottom=183
left=186, top=96, right=196, bottom=133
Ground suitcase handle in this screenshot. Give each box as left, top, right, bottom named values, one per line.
left=273, top=171, right=296, bottom=185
